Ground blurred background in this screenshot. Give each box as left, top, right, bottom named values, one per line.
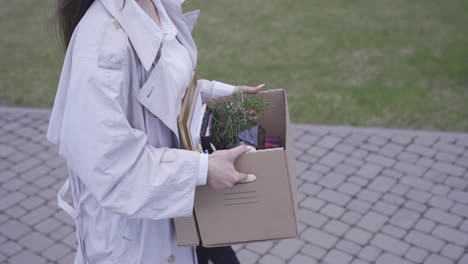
left=1, top=0, right=467, bottom=131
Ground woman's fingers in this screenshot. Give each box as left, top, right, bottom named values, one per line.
left=237, top=84, right=265, bottom=94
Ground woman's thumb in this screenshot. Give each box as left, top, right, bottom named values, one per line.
left=230, top=144, right=255, bottom=158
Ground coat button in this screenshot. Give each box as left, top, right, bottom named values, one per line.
left=167, top=255, right=175, bottom=263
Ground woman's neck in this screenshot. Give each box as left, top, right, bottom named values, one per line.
left=136, top=0, right=162, bottom=29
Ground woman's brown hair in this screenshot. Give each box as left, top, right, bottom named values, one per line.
left=56, top=0, right=95, bottom=48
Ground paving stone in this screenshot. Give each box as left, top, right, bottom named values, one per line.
left=454, top=157, right=468, bottom=168
left=270, top=239, right=304, bottom=260
left=383, top=193, right=406, bottom=206
left=444, top=176, right=468, bottom=190
left=390, top=208, right=420, bottom=229
left=341, top=211, right=362, bottom=225
left=460, top=255, right=468, bottom=264
left=391, top=135, right=413, bottom=146
left=381, top=224, right=407, bottom=239
left=9, top=250, right=47, bottom=264
left=415, top=157, right=434, bottom=169
left=441, top=243, right=464, bottom=261
left=405, top=230, right=445, bottom=253
left=4, top=205, right=27, bottom=218
left=18, top=231, right=55, bottom=252
left=321, top=203, right=346, bottom=219
left=317, top=135, right=342, bottom=149
left=451, top=203, right=468, bottom=218
left=424, top=208, right=462, bottom=228
left=424, top=170, right=448, bottom=184
left=394, top=161, right=426, bottom=177
left=20, top=205, right=56, bottom=226
left=300, top=197, right=325, bottom=211
left=345, top=157, right=365, bottom=167
left=404, top=200, right=427, bottom=213
left=460, top=220, right=468, bottom=232
left=356, top=211, right=388, bottom=232
left=317, top=189, right=351, bottom=206
left=19, top=195, right=46, bottom=210
left=358, top=246, right=381, bottom=262
left=414, top=218, right=436, bottom=234
left=360, top=143, right=380, bottom=152
left=0, top=192, right=26, bottom=211
left=390, top=184, right=410, bottom=196
left=295, top=160, right=309, bottom=175
left=302, top=227, right=338, bottom=249
left=0, top=241, right=22, bottom=256
left=323, top=220, right=350, bottom=236
left=347, top=199, right=372, bottom=214
left=323, top=249, right=353, bottom=264
left=448, top=190, right=468, bottom=204
left=351, top=259, right=371, bottom=264
left=373, top=201, right=399, bottom=216
left=344, top=228, right=372, bottom=246
left=431, top=185, right=450, bottom=196
left=334, top=163, right=357, bottom=176
left=3, top=177, right=28, bottom=191
left=299, top=183, right=322, bottom=196
left=433, top=142, right=464, bottom=155
left=379, top=143, right=404, bottom=158
left=401, top=176, right=433, bottom=191
left=432, top=225, right=468, bottom=247
left=367, top=135, right=388, bottom=146
left=428, top=196, right=454, bottom=210
left=404, top=246, right=428, bottom=263
left=348, top=176, right=369, bottom=187
left=344, top=134, right=368, bottom=147
left=289, top=254, right=317, bottom=264
left=10, top=157, right=42, bottom=174
left=407, top=144, right=437, bottom=157
left=406, top=189, right=432, bottom=203
left=320, top=152, right=346, bottom=168
left=396, top=151, right=420, bottom=163
left=338, top=182, right=362, bottom=196
left=435, top=152, right=458, bottom=163
left=368, top=176, right=396, bottom=193
left=301, top=244, right=326, bottom=260
left=356, top=163, right=382, bottom=180
left=310, top=163, right=331, bottom=174
left=318, top=172, right=346, bottom=189
left=299, top=170, right=322, bottom=183
left=18, top=183, right=40, bottom=196
left=0, top=220, right=32, bottom=240
left=371, top=233, right=410, bottom=255
left=259, top=254, right=285, bottom=264
left=432, top=162, right=465, bottom=177
left=299, top=209, right=329, bottom=228
left=357, top=189, right=381, bottom=203
left=335, top=144, right=355, bottom=155
left=34, top=217, right=63, bottom=234
left=425, top=254, right=454, bottom=264
left=50, top=225, right=74, bottom=241
left=236, top=249, right=260, bottom=264
left=336, top=240, right=361, bottom=255
left=307, top=146, right=329, bottom=157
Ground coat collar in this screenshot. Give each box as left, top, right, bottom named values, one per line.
left=100, top=0, right=197, bottom=71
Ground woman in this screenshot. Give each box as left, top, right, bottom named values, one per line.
left=47, top=0, right=263, bottom=263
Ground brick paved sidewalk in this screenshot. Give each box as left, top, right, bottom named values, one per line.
left=1, top=106, right=468, bottom=264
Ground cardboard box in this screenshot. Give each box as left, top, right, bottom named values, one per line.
left=176, top=76, right=298, bottom=247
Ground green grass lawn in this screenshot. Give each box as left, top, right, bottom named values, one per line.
left=1, top=0, right=467, bottom=131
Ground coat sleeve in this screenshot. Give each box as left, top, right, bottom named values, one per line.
left=58, top=60, right=203, bottom=220
left=198, top=79, right=236, bottom=101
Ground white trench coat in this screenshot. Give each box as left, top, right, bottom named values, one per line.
left=47, top=0, right=235, bottom=263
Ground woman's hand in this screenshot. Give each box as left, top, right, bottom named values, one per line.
left=207, top=145, right=255, bottom=189
left=234, top=84, right=265, bottom=94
